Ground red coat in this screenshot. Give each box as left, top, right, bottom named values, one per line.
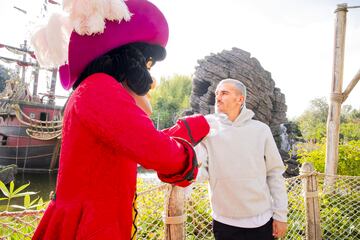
left=32, top=73, right=209, bottom=239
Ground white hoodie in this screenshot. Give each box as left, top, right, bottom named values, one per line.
left=196, top=107, right=288, bottom=223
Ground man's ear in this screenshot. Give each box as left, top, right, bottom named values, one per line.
left=238, top=95, right=245, bottom=105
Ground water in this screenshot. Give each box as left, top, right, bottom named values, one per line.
left=0, top=172, right=57, bottom=209
left=0, top=172, right=56, bottom=210
left=280, top=124, right=291, bottom=152
left=14, top=172, right=58, bottom=201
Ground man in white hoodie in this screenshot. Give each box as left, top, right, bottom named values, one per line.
left=196, top=78, right=288, bottom=240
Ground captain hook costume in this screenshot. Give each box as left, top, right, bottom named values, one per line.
left=30, top=0, right=210, bottom=239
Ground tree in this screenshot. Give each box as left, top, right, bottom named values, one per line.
left=297, top=140, right=360, bottom=176
left=339, top=106, right=360, bottom=142
left=341, top=105, right=360, bottom=123
left=296, top=97, right=328, bottom=142
left=296, top=98, right=360, bottom=143
left=348, top=108, right=360, bottom=120
left=0, top=65, right=11, bottom=92
left=150, top=75, right=192, bottom=129
left=295, top=98, right=360, bottom=176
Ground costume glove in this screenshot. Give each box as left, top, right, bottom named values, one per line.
left=158, top=114, right=209, bottom=187
left=161, top=114, right=209, bottom=146
left=157, top=137, right=198, bottom=187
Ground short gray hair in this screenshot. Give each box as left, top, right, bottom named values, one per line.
left=218, top=78, right=247, bottom=101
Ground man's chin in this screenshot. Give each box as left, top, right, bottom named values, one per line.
left=215, top=106, right=224, bottom=114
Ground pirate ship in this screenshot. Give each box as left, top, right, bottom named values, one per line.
left=0, top=41, right=64, bottom=173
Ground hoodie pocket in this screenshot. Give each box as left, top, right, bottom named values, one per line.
left=211, top=177, right=270, bottom=218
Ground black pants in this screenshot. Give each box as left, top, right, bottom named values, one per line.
left=213, top=218, right=274, bottom=240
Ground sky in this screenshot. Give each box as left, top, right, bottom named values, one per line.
left=0, top=0, right=359, bottom=119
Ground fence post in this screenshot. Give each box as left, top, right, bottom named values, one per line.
left=325, top=3, right=348, bottom=190
left=300, top=163, right=322, bottom=240
left=164, top=185, right=185, bottom=240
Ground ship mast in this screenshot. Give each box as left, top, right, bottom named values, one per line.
left=0, top=0, right=61, bottom=105
left=19, top=39, right=41, bottom=97
left=32, top=67, right=40, bottom=97
left=0, top=42, right=41, bottom=100
left=48, top=69, right=57, bottom=105
left=20, top=40, right=28, bottom=83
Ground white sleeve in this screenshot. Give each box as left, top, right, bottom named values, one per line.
left=195, top=142, right=209, bottom=182
left=183, top=142, right=209, bottom=198
left=264, top=126, right=288, bottom=222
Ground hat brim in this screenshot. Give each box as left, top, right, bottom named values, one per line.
left=60, top=0, right=169, bottom=90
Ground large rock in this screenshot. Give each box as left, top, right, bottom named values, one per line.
left=189, top=48, right=300, bottom=176
left=190, top=47, right=287, bottom=135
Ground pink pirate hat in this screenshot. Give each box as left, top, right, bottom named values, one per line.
left=31, top=0, right=169, bottom=90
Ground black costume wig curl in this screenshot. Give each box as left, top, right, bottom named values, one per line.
left=73, top=42, right=166, bottom=96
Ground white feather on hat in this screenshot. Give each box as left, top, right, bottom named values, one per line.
left=31, top=12, right=72, bottom=68
left=31, top=0, right=132, bottom=68
left=64, top=0, right=131, bottom=35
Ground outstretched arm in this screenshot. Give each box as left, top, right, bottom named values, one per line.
left=75, top=74, right=209, bottom=186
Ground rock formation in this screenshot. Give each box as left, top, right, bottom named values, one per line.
left=189, top=47, right=299, bottom=176
left=191, top=47, right=286, bottom=131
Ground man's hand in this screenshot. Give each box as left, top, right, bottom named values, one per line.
left=273, top=220, right=287, bottom=238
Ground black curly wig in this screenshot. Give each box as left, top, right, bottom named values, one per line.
left=73, top=42, right=166, bottom=96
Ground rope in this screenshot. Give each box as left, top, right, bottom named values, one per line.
left=163, top=215, right=186, bottom=224
left=298, top=170, right=359, bottom=179
left=304, top=191, right=319, bottom=198
left=317, top=172, right=360, bottom=179
left=15, top=120, right=21, bottom=166
left=330, top=93, right=343, bottom=103
left=23, top=130, right=32, bottom=169
left=0, top=210, right=45, bottom=217
left=299, top=170, right=318, bottom=178
left=0, top=152, right=54, bottom=160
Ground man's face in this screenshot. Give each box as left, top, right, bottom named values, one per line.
left=215, top=82, right=244, bottom=116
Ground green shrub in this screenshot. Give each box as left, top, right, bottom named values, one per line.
left=320, top=194, right=360, bottom=239
left=0, top=181, right=46, bottom=239
left=297, top=140, right=360, bottom=176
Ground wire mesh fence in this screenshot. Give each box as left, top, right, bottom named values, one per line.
left=0, top=210, right=44, bottom=240
left=317, top=174, right=360, bottom=240
left=135, top=178, right=168, bottom=240
left=185, top=183, right=213, bottom=240
left=286, top=176, right=306, bottom=239
left=0, top=170, right=359, bottom=239
left=185, top=176, right=307, bottom=240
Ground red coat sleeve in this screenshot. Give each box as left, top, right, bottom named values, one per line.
left=73, top=73, right=209, bottom=186
left=162, top=115, right=209, bottom=146
left=159, top=115, right=209, bottom=186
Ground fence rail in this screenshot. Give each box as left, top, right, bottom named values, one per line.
left=1, top=163, right=359, bottom=240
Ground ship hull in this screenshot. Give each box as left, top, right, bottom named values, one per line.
left=0, top=100, right=62, bottom=172
left=0, top=144, right=58, bottom=172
